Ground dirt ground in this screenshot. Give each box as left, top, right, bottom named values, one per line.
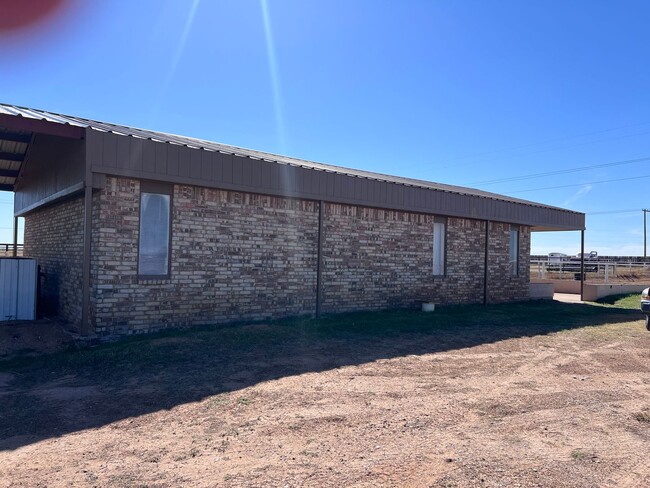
left=0, top=319, right=75, bottom=358
left=0, top=303, right=649, bottom=487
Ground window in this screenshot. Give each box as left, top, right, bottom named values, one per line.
left=138, top=189, right=171, bottom=277
left=433, top=217, right=446, bottom=276
left=509, top=225, right=519, bottom=276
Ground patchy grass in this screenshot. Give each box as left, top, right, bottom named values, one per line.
left=1, top=299, right=648, bottom=487
left=237, top=396, right=253, bottom=406
left=0, top=300, right=639, bottom=385
left=571, top=448, right=596, bottom=461
left=596, top=293, right=642, bottom=310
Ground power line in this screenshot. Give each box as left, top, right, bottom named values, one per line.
left=586, top=209, right=639, bottom=215
left=438, top=120, right=650, bottom=166
left=496, top=128, right=650, bottom=164
left=471, top=156, right=650, bottom=186
left=508, top=174, right=650, bottom=193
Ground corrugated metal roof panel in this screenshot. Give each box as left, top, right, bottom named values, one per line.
left=0, top=161, right=21, bottom=171
left=0, top=140, right=28, bottom=154
left=0, top=127, right=28, bottom=188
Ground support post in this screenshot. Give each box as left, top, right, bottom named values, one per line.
left=643, top=208, right=648, bottom=267
left=315, top=200, right=324, bottom=317
left=580, top=230, right=585, bottom=301
left=80, top=185, right=93, bottom=335
left=12, top=216, right=18, bottom=257
left=483, top=220, right=490, bottom=305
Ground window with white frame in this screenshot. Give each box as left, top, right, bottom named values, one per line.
left=433, top=217, right=446, bottom=276
left=509, top=225, right=519, bottom=276
left=138, top=189, right=171, bottom=277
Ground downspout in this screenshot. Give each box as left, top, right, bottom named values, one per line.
left=483, top=220, right=489, bottom=305
left=580, top=230, right=585, bottom=301
left=80, top=132, right=93, bottom=336
left=316, top=200, right=324, bottom=317
left=80, top=186, right=92, bottom=335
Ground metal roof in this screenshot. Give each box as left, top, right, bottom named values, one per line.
left=0, top=126, right=31, bottom=191
left=0, top=102, right=582, bottom=217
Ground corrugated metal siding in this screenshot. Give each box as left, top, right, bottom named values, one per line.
left=14, top=134, right=85, bottom=213
left=86, top=131, right=583, bottom=230
left=0, top=258, right=37, bottom=321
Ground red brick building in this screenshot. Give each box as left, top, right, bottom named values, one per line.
left=0, top=104, right=585, bottom=337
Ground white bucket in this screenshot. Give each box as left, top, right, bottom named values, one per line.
left=421, top=303, right=436, bottom=312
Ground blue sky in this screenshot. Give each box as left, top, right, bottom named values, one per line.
left=1, top=0, right=649, bottom=255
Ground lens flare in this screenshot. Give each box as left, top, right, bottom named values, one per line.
left=0, top=0, right=69, bottom=33
left=260, top=0, right=286, bottom=153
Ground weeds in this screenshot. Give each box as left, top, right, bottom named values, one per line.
left=633, top=410, right=650, bottom=423
left=571, top=448, right=596, bottom=461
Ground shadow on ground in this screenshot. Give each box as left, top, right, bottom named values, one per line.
left=0, top=300, right=642, bottom=451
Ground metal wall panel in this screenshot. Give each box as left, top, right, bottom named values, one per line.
left=87, top=131, right=585, bottom=231
left=232, top=155, right=244, bottom=184
left=116, top=134, right=130, bottom=170
left=261, top=160, right=272, bottom=190
left=200, top=150, right=212, bottom=181
left=16, top=259, right=37, bottom=320
left=14, top=134, right=85, bottom=214
left=220, top=152, right=232, bottom=183
left=167, top=144, right=180, bottom=176
left=190, top=149, right=201, bottom=179
left=0, top=258, right=37, bottom=321
left=142, top=139, right=156, bottom=173
left=102, top=132, right=117, bottom=168
left=130, top=138, right=144, bottom=172
left=0, top=258, right=17, bottom=321
left=155, top=142, right=167, bottom=174
left=249, top=158, right=262, bottom=188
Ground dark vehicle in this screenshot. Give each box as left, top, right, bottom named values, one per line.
left=641, top=287, right=650, bottom=331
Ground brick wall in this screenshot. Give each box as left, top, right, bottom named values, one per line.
left=321, top=204, right=436, bottom=312
left=87, top=176, right=530, bottom=334
left=320, top=209, right=520, bottom=312
left=429, top=217, right=490, bottom=305
left=91, top=177, right=319, bottom=335
left=23, top=197, right=84, bottom=330
left=487, top=222, right=531, bottom=303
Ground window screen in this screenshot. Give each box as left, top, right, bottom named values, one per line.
left=509, top=226, right=519, bottom=276
left=139, top=192, right=171, bottom=276
left=433, top=218, right=446, bottom=275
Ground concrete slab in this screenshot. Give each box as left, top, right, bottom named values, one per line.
left=554, top=293, right=584, bottom=304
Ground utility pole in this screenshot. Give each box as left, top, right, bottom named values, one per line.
left=643, top=208, right=648, bottom=265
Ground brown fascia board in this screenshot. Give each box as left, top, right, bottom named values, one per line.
left=0, top=131, right=32, bottom=144
left=0, top=114, right=85, bottom=139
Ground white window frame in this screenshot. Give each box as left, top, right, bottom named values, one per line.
left=433, top=217, right=446, bottom=276
left=138, top=184, right=172, bottom=278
